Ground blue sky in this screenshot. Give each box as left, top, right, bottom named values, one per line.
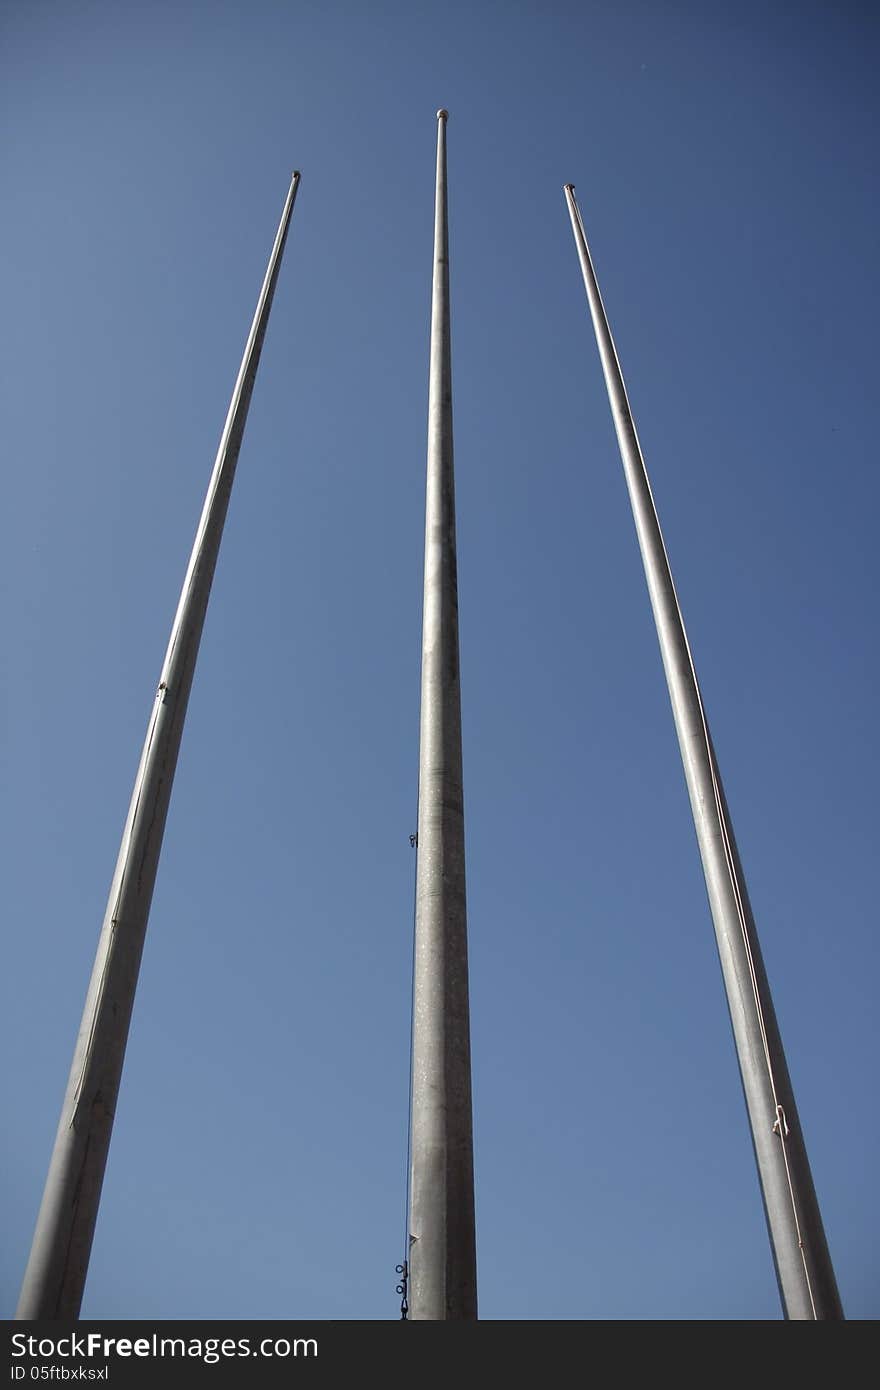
left=2, top=0, right=877, bottom=1320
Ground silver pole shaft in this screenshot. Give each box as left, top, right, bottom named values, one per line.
left=407, top=110, right=477, bottom=1320
left=17, top=171, right=301, bottom=1321
left=563, top=184, right=842, bottom=1319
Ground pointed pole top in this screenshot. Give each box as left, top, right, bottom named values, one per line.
left=437, top=108, right=449, bottom=121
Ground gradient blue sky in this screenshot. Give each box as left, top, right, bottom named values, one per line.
left=2, top=0, right=877, bottom=1320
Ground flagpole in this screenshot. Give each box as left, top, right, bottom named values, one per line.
left=563, top=182, right=843, bottom=1320
left=407, top=110, right=478, bottom=1320
left=17, top=171, right=301, bottom=1321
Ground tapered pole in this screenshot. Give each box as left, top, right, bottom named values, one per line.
left=563, top=184, right=842, bottom=1319
left=407, top=110, right=477, bottom=1320
left=17, top=172, right=301, bottom=1321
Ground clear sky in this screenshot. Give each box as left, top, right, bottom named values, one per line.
left=2, top=0, right=877, bottom=1321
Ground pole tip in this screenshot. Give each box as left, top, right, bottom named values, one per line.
left=564, top=183, right=575, bottom=193
left=292, top=170, right=301, bottom=180
left=437, top=108, right=449, bottom=121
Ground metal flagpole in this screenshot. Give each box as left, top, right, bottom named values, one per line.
left=562, top=183, right=843, bottom=1319
left=406, top=110, right=478, bottom=1320
left=17, top=171, right=301, bottom=1321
